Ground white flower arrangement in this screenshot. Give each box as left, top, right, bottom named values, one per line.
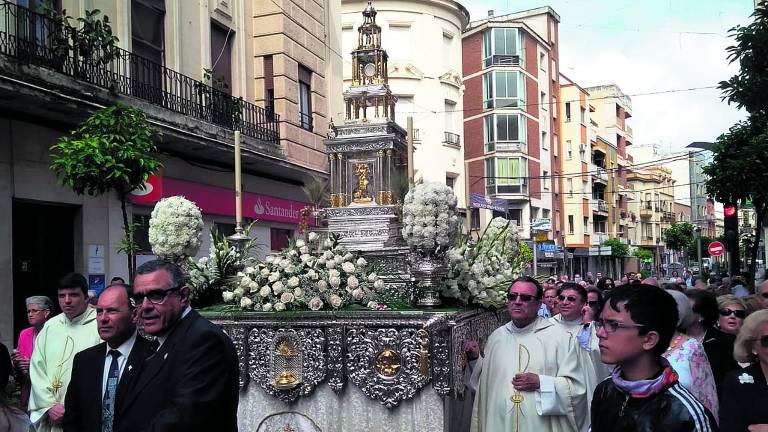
left=186, top=222, right=260, bottom=308
left=444, top=217, right=530, bottom=308
left=402, top=182, right=459, bottom=252
left=149, top=196, right=204, bottom=260
left=222, top=233, right=385, bottom=311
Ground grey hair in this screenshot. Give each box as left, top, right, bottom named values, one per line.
left=136, top=259, right=186, bottom=288
left=666, top=289, right=694, bottom=330
left=25, top=296, right=53, bottom=310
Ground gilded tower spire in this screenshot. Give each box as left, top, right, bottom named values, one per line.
left=345, top=1, right=396, bottom=122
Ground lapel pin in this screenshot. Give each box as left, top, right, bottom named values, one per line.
left=163, top=353, right=168, bottom=360
left=128, top=365, right=133, bottom=371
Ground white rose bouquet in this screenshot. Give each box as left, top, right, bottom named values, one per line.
left=401, top=182, right=459, bottom=252
left=444, top=217, right=531, bottom=308
left=186, top=222, right=260, bottom=308
left=222, top=233, right=385, bottom=311
left=148, top=196, right=204, bottom=261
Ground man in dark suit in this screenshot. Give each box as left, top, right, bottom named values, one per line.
left=120, top=259, right=239, bottom=432
left=63, top=283, right=152, bottom=432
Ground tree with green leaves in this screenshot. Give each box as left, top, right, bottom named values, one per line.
left=633, top=248, right=654, bottom=263
left=603, top=238, right=629, bottom=258
left=706, top=3, right=768, bottom=284
left=50, top=104, right=162, bottom=281
left=663, top=222, right=695, bottom=262
left=703, top=117, right=768, bottom=283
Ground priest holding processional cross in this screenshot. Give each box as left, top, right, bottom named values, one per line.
left=471, top=276, right=588, bottom=432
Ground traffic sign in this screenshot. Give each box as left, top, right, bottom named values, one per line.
left=708, top=241, right=725, bottom=257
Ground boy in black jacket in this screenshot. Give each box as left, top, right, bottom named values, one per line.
left=590, top=284, right=718, bottom=432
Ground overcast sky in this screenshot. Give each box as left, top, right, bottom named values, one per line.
left=464, top=0, right=754, bottom=153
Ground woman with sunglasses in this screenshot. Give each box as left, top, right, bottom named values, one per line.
left=717, top=295, right=748, bottom=335
left=720, top=310, right=768, bottom=432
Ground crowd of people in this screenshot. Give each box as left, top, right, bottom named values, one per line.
left=467, top=271, right=768, bottom=432
left=0, top=260, right=238, bottom=432
left=2, top=262, right=768, bottom=431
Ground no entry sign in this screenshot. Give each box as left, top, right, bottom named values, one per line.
left=708, top=241, right=725, bottom=257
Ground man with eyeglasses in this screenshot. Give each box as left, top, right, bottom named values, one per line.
left=548, top=283, right=611, bottom=431
left=470, top=276, right=587, bottom=432
left=590, top=284, right=717, bottom=432
left=29, top=273, right=102, bottom=432
left=63, top=283, right=152, bottom=432
left=118, top=259, right=238, bottom=432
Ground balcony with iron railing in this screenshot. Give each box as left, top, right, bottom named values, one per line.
left=0, top=1, right=280, bottom=145
left=592, top=167, right=608, bottom=183
left=661, top=211, right=676, bottom=223
left=592, top=199, right=609, bottom=214
left=443, top=131, right=461, bottom=148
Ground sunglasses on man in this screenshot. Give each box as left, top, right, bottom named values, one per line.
left=507, top=293, right=539, bottom=302
left=719, top=308, right=747, bottom=319
left=558, top=295, right=579, bottom=303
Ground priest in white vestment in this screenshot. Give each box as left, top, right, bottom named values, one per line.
left=29, top=274, right=101, bottom=432
left=548, top=283, right=612, bottom=431
left=471, top=277, right=587, bottom=432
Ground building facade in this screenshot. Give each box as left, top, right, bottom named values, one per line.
left=462, top=7, right=563, bottom=253
left=627, top=166, right=675, bottom=273
left=0, top=0, right=341, bottom=347
left=340, top=0, right=470, bottom=213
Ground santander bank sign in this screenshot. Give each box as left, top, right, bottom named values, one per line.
left=130, top=176, right=310, bottom=225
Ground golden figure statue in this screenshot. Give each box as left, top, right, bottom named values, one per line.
left=353, top=163, right=373, bottom=204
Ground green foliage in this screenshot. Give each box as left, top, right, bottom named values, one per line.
left=664, top=222, right=696, bottom=253
left=42, top=6, right=120, bottom=69
left=50, top=104, right=161, bottom=196
left=703, top=115, right=768, bottom=209
left=603, top=238, right=629, bottom=258
left=301, top=176, right=329, bottom=208
left=633, top=248, right=654, bottom=262
left=50, top=104, right=161, bottom=279
left=187, top=222, right=261, bottom=308
left=719, top=4, right=768, bottom=115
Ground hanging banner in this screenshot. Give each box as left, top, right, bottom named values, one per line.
left=470, top=193, right=507, bottom=212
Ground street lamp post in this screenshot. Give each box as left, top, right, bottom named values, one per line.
left=695, top=226, right=702, bottom=280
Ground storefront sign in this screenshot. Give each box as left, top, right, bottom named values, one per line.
left=470, top=193, right=507, bottom=212
left=531, top=218, right=552, bottom=232
left=130, top=177, right=312, bottom=226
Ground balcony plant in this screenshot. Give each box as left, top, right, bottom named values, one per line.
left=40, top=5, right=120, bottom=77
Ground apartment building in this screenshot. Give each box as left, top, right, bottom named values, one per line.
left=585, top=84, right=633, bottom=243
left=627, top=166, right=676, bottom=272
left=0, top=0, right=341, bottom=346
left=340, top=0, right=470, bottom=214
left=560, top=77, right=631, bottom=274
left=462, top=7, right=563, bottom=251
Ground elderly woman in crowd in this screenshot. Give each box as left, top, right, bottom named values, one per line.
left=717, top=295, right=748, bottom=335
left=12, top=295, right=52, bottom=411
left=663, top=289, right=719, bottom=419
left=720, top=310, right=768, bottom=432
left=687, top=289, right=740, bottom=397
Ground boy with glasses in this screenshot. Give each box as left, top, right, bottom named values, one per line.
left=590, top=284, right=718, bottom=432
left=471, top=276, right=587, bottom=432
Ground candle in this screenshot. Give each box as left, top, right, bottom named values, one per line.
left=234, top=130, right=242, bottom=226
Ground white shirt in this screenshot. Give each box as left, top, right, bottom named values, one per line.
left=101, top=332, right=137, bottom=397
left=156, top=305, right=192, bottom=348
